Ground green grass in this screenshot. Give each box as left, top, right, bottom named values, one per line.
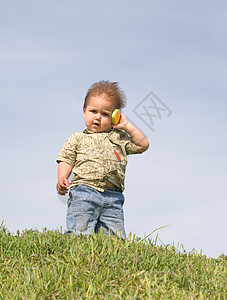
left=0, top=223, right=226, bottom=299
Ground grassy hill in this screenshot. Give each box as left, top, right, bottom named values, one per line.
left=0, top=224, right=226, bottom=299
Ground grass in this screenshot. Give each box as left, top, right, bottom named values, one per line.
left=0, top=223, right=226, bottom=299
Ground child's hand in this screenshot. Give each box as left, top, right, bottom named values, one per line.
left=112, top=112, right=149, bottom=153
left=57, top=177, right=69, bottom=195
left=112, top=113, right=129, bottom=131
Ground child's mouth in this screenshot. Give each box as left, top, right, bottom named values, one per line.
left=93, top=122, right=100, bottom=127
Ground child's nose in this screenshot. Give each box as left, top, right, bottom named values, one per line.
left=95, top=113, right=101, bottom=120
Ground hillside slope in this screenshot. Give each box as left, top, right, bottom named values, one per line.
left=0, top=224, right=226, bottom=299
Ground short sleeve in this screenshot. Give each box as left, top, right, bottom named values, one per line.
left=56, top=133, right=80, bottom=166
left=119, top=131, right=140, bottom=155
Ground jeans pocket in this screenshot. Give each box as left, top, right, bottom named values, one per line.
left=68, top=186, right=93, bottom=212
left=112, top=196, right=124, bottom=218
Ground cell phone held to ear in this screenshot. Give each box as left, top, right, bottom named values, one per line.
left=112, top=109, right=121, bottom=125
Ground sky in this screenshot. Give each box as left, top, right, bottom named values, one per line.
left=1, top=0, right=226, bottom=258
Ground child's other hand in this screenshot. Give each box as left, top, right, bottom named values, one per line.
left=112, top=113, right=129, bottom=131
left=57, top=177, right=69, bottom=195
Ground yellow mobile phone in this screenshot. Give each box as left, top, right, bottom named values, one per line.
left=112, top=109, right=121, bottom=125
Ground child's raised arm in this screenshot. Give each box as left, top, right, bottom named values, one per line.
left=112, top=113, right=149, bottom=153
left=57, top=161, right=73, bottom=195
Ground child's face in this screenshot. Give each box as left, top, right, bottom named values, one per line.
left=83, top=94, right=115, bottom=132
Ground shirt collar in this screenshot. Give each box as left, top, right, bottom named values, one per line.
left=83, top=127, right=113, bottom=134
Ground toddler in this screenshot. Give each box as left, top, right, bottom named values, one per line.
left=56, top=80, right=149, bottom=238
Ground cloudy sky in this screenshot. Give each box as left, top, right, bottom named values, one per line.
left=1, top=0, right=226, bottom=258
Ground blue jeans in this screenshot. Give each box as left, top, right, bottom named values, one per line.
left=65, top=184, right=126, bottom=239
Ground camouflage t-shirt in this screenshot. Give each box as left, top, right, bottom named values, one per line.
left=56, top=127, right=140, bottom=192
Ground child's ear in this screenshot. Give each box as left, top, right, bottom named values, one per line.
left=83, top=108, right=86, bottom=119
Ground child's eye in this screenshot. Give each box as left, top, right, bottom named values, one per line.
left=103, top=113, right=109, bottom=117
left=91, top=110, right=97, bottom=113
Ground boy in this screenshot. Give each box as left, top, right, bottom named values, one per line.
left=56, top=80, right=149, bottom=238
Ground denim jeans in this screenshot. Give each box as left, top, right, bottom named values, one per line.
left=65, top=184, right=126, bottom=239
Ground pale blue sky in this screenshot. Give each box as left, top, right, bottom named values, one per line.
left=1, top=0, right=226, bottom=258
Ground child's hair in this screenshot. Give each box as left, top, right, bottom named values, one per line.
left=83, top=80, right=126, bottom=110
